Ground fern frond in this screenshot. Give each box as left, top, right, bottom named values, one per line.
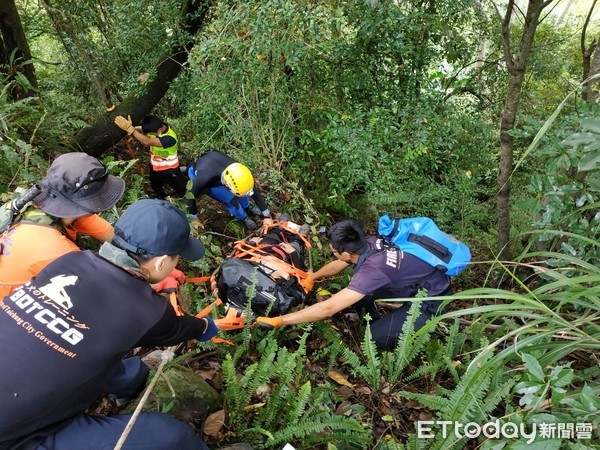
left=395, top=390, right=447, bottom=411
left=222, top=354, right=252, bottom=421
left=285, top=381, right=311, bottom=424
left=341, top=345, right=380, bottom=389
left=429, top=350, right=494, bottom=450
left=403, top=361, right=444, bottom=382
left=243, top=338, right=278, bottom=395
left=405, top=432, right=428, bottom=450
left=270, top=416, right=369, bottom=446
left=303, top=429, right=371, bottom=447
left=259, top=384, right=291, bottom=430
left=385, top=300, right=423, bottom=383
left=361, top=318, right=382, bottom=389
left=240, top=426, right=275, bottom=441
left=444, top=318, right=461, bottom=358
left=481, top=377, right=515, bottom=415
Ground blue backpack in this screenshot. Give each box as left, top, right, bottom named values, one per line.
left=377, top=215, right=471, bottom=276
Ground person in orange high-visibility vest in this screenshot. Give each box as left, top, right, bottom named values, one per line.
left=114, top=114, right=187, bottom=199
left=0, top=152, right=125, bottom=299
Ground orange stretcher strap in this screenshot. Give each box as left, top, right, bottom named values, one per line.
left=211, top=337, right=234, bottom=346
left=212, top=307, right=247, bottom=330
left=195, top=298, right=222, bottom=319
left=169, top=292, right=185, bottom=317
left=185, top=276, right=212, bottom=284
left=230, top=241, right=314, bottom=293
left=262, top=222, right=312, bottom=249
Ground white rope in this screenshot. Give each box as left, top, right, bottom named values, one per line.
left=113, top=346, right=176, bottom=450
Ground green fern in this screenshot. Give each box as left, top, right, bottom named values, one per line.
left=241, top=338, right=278, bottom=394
left=223, top=333, right=370, bottom=448
left=481, top=377, right=515, bottom=415
left=222, top=354, right=248, bottom=423
left=360, top=317, right=382, bottom=382
left=373, top=439, right=406, bottom=450
left=428, top=350, right=495, bottom=450
left=341, top=321, right=382, bottom=390
left=403, top=360, right=445, bottom=382
left=285, top=381, right=312, bottom=424
left=395, top=391, right=448, bottom=411
left=384, top=300, right=428, bottom=383
left=269, top=416, right=370, bottom=446
left=403, top=433, right=428, bottom=450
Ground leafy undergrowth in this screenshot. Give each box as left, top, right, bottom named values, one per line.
left=86, top=165, right=600, bottom=448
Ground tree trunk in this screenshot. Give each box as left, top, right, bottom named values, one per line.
left=70, top=0, right=211, bottom=157
left=581, top=0, right=599, bottom=101
left=587, top=43, right=600, bottom=101
left=497, top=0, right=552, bottom=261
left=0, top=0, right=38, bottom=99
left=40, top=0, right=113, bottom=109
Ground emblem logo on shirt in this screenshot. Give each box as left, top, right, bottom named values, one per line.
left=39, top=275, right=78, bottom=310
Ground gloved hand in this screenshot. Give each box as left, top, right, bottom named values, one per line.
left=302, top=274, right=315, bottom=292
left=255, top=316, right=283, bottom=329
left=154, top=269, right=186, bottom=293
left=198, top=317, right=219, bottom=342
left=114, top=115, right=135, bottom=135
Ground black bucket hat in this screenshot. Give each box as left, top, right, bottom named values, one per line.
left=35, top=153, right=125, bottom=218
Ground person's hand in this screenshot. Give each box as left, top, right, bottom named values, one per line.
left=169, top=268, right=186, bottom=284
left=153, top=269, right=185, bottom=293
left=114, top=115, right=135, bottom=135
left=197, top=317, right=218, bottom=341
left=263, top=216, right=274, bottom=226
left=255, top=316, right=283, bottom=329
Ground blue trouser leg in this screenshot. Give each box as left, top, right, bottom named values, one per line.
left=102, top=356, right=149, bottom=399
left=369, top=300, right=443, bottom=350
left=207, top=186, right=248, bottom=220
left=37, top=412, right=209, bottom=450
left=238, top=195, right=250, bottom=209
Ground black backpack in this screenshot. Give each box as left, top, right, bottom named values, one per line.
left=217, top=258, right=304, bottom=317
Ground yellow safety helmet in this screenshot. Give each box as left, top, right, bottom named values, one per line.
left=222, top=163, right=254, bottom=197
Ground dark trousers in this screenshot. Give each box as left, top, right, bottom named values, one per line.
left=370, top=300, right=443, bottom=350
left=149, top=167, right=187, bottom=199
left=36, top=413, right=208, bottom=450
left=35, top=357, right=208, bottom=450
left=354, top=296, right=447, bottom=350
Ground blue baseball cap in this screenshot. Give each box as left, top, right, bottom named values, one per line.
left=113, top=199, right=205, bottom=260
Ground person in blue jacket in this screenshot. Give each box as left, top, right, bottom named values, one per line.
left=185, top=150, right=273, bottom=229
left=0, top=199, right=217, bottom=450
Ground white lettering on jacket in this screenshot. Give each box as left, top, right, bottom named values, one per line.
left=9, top=289, right=84, bottom=345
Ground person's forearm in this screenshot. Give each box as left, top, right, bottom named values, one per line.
left=312, top=260, right=349, bottom=281
left=131, top=129, right=152, bottom=146
left=250, top=189, right=268, bottom=214
left=280, top=288, right=364, bottom=325
left=281, top=301, right=336, bottom=325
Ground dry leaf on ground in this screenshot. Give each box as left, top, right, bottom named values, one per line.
left=203, top=409, right=225, bottom=438
left=327, top=369, right=355, bottom=388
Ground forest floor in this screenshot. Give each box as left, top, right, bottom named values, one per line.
left=88, top=150, right=486, bottom=448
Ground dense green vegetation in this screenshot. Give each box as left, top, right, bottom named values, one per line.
left=1, top=0, right=599, bottom=448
